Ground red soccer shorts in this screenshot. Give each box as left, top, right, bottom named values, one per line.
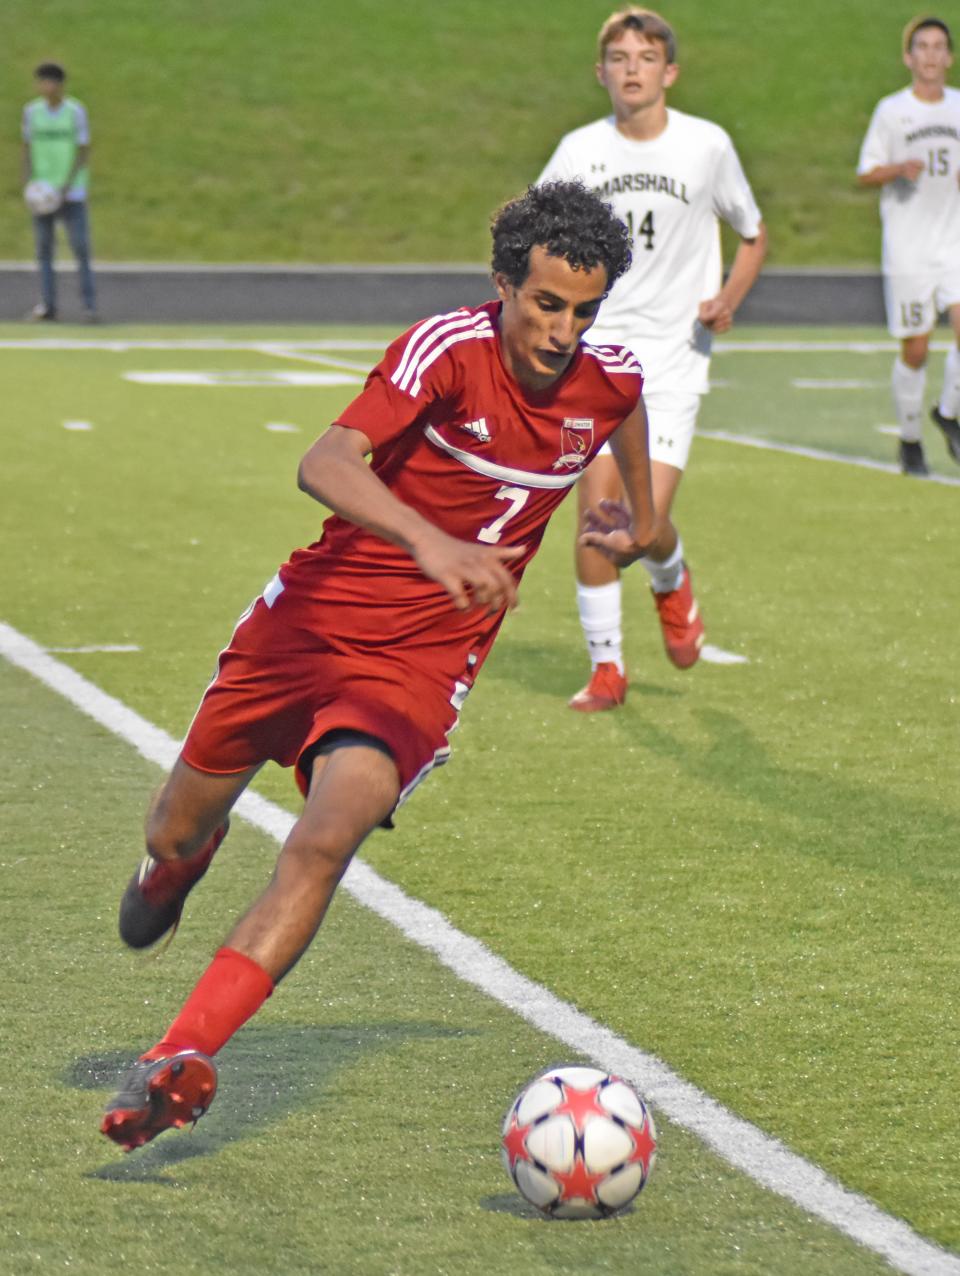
left=181, top=595, right=465, bottom=801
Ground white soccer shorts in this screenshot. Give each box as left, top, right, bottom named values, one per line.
left=597, top=390, right=701, bottom=470
left=884, top=267, right=960, bottom=338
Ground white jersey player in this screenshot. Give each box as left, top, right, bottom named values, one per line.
left=857, top=15, right=960, bottom=476
left=538, top=7, right=766, bottom=711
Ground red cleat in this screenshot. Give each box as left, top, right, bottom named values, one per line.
left=651, top=565, right=704, bottom=669
left=118, top=821, right=229, bottom=949
left=100, top=1050, right=218, bottom=1152
left=568, top=661, right=627, bottom=712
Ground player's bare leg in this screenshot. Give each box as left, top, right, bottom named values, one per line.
left=224, top=742, right=399, bottom=980
left=894, top=333, right=931, bottom=476
left=103, top=741, right=400, bottom=1150
left=931, top=307, right=960, bottom=465
left=118, top=759, right=258, bottom=949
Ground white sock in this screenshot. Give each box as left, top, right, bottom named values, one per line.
left=892, top=357, right=926, bottom=442
left=576, top=581, right=623, bottom=673
left=641, top=537, right=684, bottom=594
left=939, top=347, right=960, bottom=420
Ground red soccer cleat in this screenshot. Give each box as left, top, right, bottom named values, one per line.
left=568, top=661, right=628, bottom=712
left=100, top=1050, right=218, bottom=1152
left=651, top=565, right=704, bottom=669
left=118, top=821, right=229, bottom=949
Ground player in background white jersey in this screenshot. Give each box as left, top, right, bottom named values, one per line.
left=858, top=15, right=960, bottom=477
left=539, top=7, right=766, bottom=711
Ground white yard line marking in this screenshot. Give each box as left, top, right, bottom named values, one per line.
left=875, top=425, right=900, bottom=436
left=713, top=340, right=956, bottom=354
left=63, top=420, right=93, bottom=431
left=46, top=644, right=140, bottom=654
left=791, top=379, right=886, bottom=390
left=264, top=422, right=301, bottom=434
left=257, top=343, right=375, bottom=374
left=699, top=429, right=960, bottom=488
left=1, top=617, right=957, bottom=1275
left=2, top=336, right=955, bottom=356
left=122, top=370, right=363, bottom=387
left=0, top=338, right=388, bottom=352
left=700, top=644, right=749, bottom=665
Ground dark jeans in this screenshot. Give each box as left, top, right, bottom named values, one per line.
left=33, top=199, right=97, bottom=313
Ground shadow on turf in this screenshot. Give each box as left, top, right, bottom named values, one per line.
left=480, top=1193, right=637, bottom=1221
left=615, top=705, right=959, bottom=884
left=67, top=1021, right=473, bottom=1184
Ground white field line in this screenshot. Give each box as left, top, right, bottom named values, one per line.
left=1, top=618, right=957, bottom=1275
left=700, top=644, right=749, bottom=666
left=1, top=336, right=957, bottom=356
left=712, top=340, right=956, bottom=354
left=699, top=429, right=960, bottom=488
left=791, top=379, right=886, bottom=390
left=46, top=644, right=140, bottom=654
left=257, top=343, right=375, bottom=375
left=0, top=338, right=388, bottom=352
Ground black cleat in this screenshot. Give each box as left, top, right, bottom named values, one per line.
left=101, top=1051, right=218, bottom=1151
left=930, top=406, right=960, bottom=465
left=898, top=439, right=929, bottom=477
left=119, top=821, right=228, bottom=949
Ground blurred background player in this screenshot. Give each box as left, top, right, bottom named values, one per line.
left=21, top=62, right=98, bottom=322
left=99, top=182, right=663, bottom=1152
left=858, top=16, right=960, bottom=477
left=538, top=7, right=766, bottom=711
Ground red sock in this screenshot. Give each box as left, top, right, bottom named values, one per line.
left=142, top=947, right=274, bottom=1060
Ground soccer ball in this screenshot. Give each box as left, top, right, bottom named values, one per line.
left=501, top=1065, right=656, bottom=1219
left=23, top=180, right=61, bottom=215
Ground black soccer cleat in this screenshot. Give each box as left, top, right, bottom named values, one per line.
left=101, top=1051, right=218, bottom=1151
left=118, top=821, right=228, bottom=949
left=930, top=406, right=960, bottom=465
left=898, top=439, right=929, bottom=477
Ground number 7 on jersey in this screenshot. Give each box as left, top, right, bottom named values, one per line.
left=477, top=485, right=529, bottom=543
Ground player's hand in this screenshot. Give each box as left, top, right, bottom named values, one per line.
left=901, top=159, right=924, bottom=182
left=413, top=531, right=525, bottom=614
left=578, top=499, right=655, bottom=568
left=698, top=296, right=734, bottom=333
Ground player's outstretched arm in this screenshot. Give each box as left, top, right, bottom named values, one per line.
left=698, top=222, right=768, bottom=334
left=298, top=425, right=523, bottom=614
left=578, top=401, right=664, bottom=568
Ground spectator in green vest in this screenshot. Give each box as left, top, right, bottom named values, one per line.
left=21, top=62, right=98, bottom=321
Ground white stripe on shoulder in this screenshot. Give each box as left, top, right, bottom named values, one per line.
left=402, top=324, right=494, bottom=397
left=392, top=310, right=493, bottom=396
left=583, top=344, right=644, bottom=376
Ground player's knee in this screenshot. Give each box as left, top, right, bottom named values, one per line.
left=281, top=822, right=356, bottom=881
left=144, top=805, right=210, bottom=862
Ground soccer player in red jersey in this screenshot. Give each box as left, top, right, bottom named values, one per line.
left=101, top=181, right=675, bottom=1151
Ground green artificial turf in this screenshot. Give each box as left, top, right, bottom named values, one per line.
left=1, top=325, right=958, bottom=1272
left=0, top=0, right=923, bottom=266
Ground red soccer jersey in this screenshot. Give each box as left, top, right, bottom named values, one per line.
left=182, top=303, right=643, bottom=799
left=277, top=300, right=643, bottom=659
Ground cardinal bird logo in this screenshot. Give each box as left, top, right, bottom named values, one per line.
left=554, top=417, right=594, bottom=470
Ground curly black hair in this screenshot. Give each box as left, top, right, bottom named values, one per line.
left=490, top=181, right=632, bottom=290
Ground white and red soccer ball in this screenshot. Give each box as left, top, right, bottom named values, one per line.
left=501, top=1065, right=657, bottom=1219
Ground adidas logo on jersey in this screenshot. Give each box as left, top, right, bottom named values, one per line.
left=459, top=417, right=491, bottom=442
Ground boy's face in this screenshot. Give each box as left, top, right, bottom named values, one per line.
left=904, top=27, right=953, bottom=86
left=35, top=76, right=65, bottom=103
left=495, top=245, right=608, bottom=391
left=596, top=30, right=678, bottom=115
